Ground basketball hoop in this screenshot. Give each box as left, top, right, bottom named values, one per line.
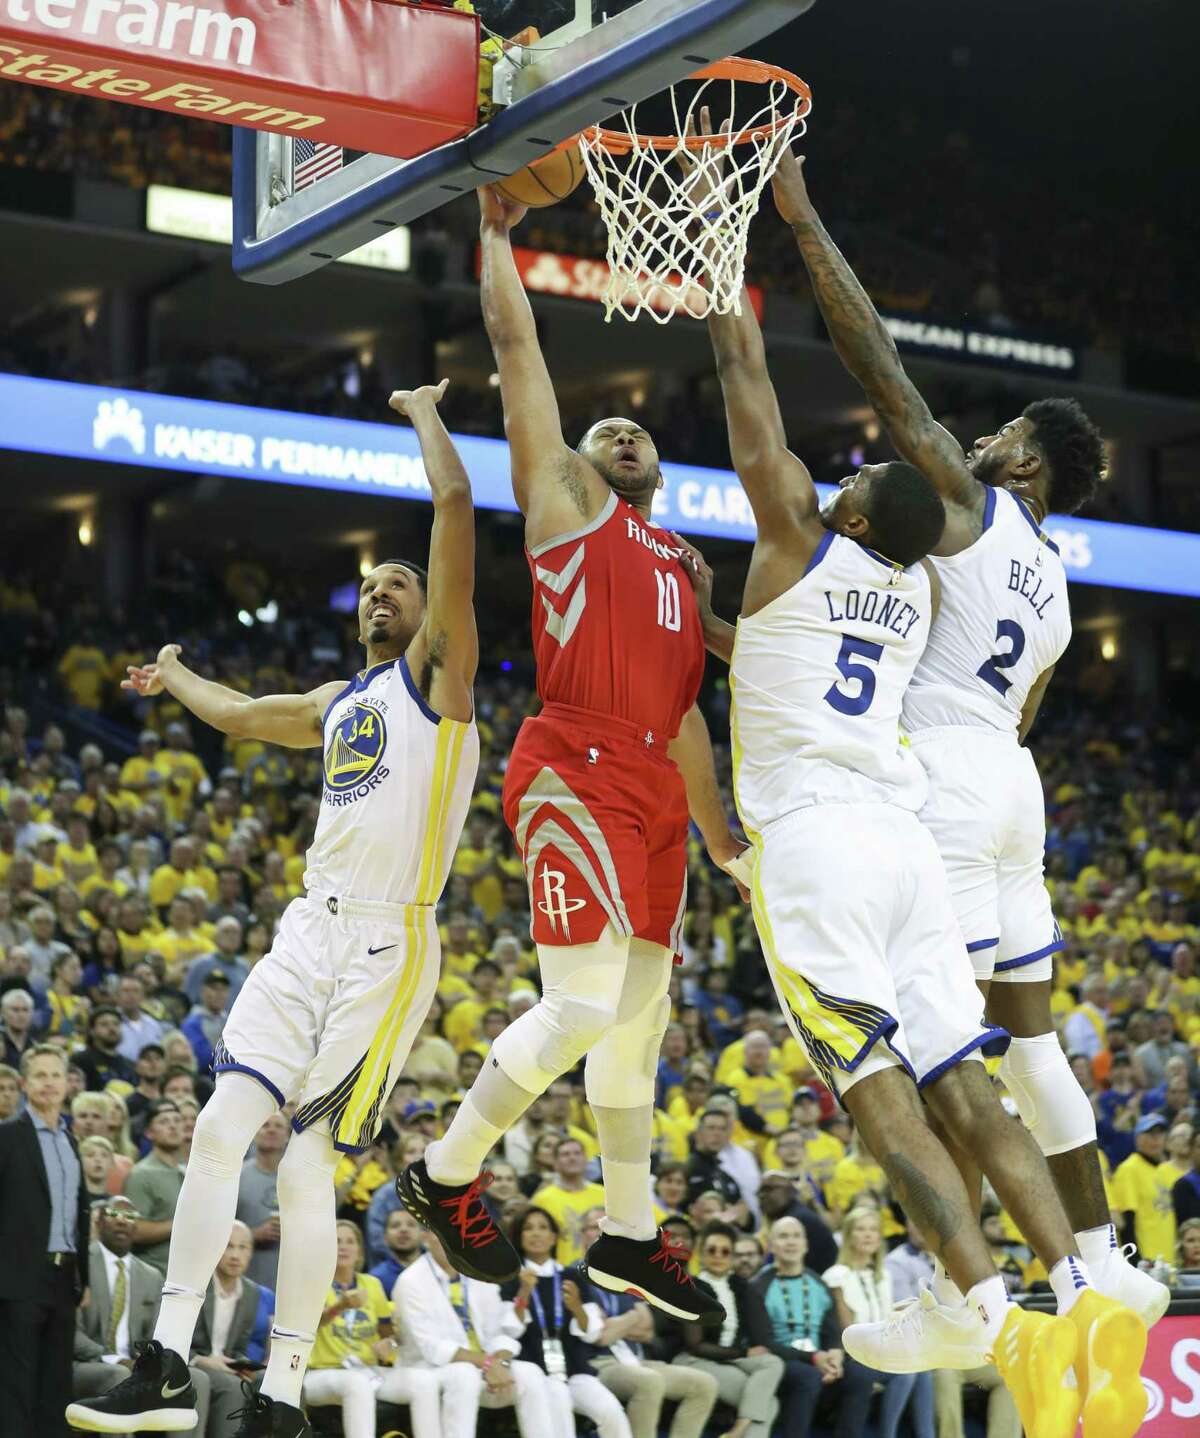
left=578, top=58, right=811, bottom=323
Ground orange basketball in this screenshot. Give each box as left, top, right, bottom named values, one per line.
left=495, top=140, right=586, bottom=208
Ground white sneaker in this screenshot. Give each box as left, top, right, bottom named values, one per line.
left=1088, top=1244, right=1170, bottom=1327
left=843, top=1287, right=993, bottom=1373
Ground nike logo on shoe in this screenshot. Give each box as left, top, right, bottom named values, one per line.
left=161, top=1380, right=191, bottom=1399
left=367, top=944, right=398, bottom=955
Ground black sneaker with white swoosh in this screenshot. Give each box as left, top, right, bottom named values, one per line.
left=229, top=1384, right=312, bottom=1437
left=65, top=1340, right=198, bottom=1432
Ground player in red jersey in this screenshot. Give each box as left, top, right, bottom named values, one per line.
left=397, top=186, right=745, bottom=1322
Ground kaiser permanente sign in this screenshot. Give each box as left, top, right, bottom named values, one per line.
left=4, top=373, right=1198, bottom=600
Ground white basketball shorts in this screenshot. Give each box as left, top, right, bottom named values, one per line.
left=907, top=727, right=1063, bottom=984
left=215, top=892, right=440, bottom=1152
left=750, top=802, right=1008, bottom=1097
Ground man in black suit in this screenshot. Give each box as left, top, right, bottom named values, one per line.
left=0, top=1043, right=91, bottom=1438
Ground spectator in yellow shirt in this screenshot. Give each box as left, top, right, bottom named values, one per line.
left=58, top=637, right=110, bottom=709
left=726, top=1029, right=792, bottom=1134
left=531, top=1138, right=606, bottom=1264
left=120, top=730, right=165, bottom=792
left=31, top=829, right=65, bottom=892
left=155, top=896, right=212, bottom=980
left=440, top=912, right=484, bottom=981
left=442, top=959, right=504, bottom=1052
left=153, top=721, right=211, bottom=823
left=149, top=837, right=217, bottom=913
left=764, top=1088, right=845, bottom=1196
left=57, top=813, right=99, bottom=887
left=1112, top=1113, right=1178, bottom=1264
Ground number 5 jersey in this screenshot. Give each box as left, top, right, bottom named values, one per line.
left=730, top=529, right=932, bottom=839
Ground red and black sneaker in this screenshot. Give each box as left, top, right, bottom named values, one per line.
left=585, top=1229, right=727, bottom=1323
left=396, top=1159, right=520, bottom=1284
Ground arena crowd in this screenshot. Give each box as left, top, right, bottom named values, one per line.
left=0, top=581, right=1197, bottom=1437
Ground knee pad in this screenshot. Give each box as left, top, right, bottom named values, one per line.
left=491, top=979, right=619, bottom=1093
left=999, top=1033, right=1097, bottom=1157
left=585, top=991, right=672, bottom=1108
left=276, top=1126, right=339, bottom=1209
left=189, top=1077, right=274, bottom=1180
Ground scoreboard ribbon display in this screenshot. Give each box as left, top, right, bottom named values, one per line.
left=2, top=372, right=1198, bottom=600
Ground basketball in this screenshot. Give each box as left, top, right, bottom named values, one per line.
left=495, top=140, right=586, bottom=208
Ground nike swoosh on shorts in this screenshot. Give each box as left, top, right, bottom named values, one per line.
left=367, top=944, right=398, bottom=955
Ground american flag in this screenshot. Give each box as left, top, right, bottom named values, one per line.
left=293, top=139, right=345, bottom=191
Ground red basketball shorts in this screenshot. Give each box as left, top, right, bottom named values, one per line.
left=502, top=704, right=690, bottom=956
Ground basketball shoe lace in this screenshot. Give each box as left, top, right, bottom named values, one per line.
left=439, top=1171, right=500, bottom=1248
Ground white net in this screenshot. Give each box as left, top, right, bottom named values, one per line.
left=578, top=67, right=808, bottom=324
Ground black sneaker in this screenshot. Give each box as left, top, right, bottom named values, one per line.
left=396, top=1158, right=520, bottom=1283
left=585, top=1229, right=727, bottom=1323
left=65, top=1339, right=198, bottom=1432
left=229, top=1385, right=311, bottom=1437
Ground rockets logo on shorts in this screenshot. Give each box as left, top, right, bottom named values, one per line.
left=323, top=701, right=389, bottom=804
left=536, top=863, right=587, bottom=940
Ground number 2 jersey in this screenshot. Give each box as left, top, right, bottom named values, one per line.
left=731, top=530, right=931, bottom=838
left=526, top=490, right=705, bottom=740
left=902, top=485, right=1070, bottom=736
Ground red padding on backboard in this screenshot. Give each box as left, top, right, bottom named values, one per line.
left=0, top=0, right=480, bottom=158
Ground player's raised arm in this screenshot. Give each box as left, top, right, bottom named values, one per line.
left=707, top=288, right=819, bottom=530
left=388, top=380, right=477, bottom=723
left=122, top=649, right=340, bottom=749
left=477, top=186, right=608, bottom=546
left=773, top=149, right=976, bottom=510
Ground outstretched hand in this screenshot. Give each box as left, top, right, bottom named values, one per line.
left=389, top=378, right=449, bottom=418
left=771, top=146, right=814, bottom=227
left=478, top=183, right=528, bottom=233
left=121, top=644, right=182, bottom=697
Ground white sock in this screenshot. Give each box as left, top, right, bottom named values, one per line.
left=261, top=1126, right=339, bottom=1406
left=932, top=1256, right=966, bottom=1307
left=262, top=1327, right=315, bottom=1408
left=967, top=1275, right=1011, bottom=1349
left=592, top=1102, right=656, bottom=1242
left=1075, top=1223, right=1118, bottom=1268
left=426, top=1089, right=512, bottom=1187
left=152, top=1075, right=277, bottom=1360
left=1049, top=1255, right=1092, bottom=1315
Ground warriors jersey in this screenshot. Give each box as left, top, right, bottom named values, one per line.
left=527, top=490, right=705, bottom=741
left=304, top=656, right=479, bottom=905
left=731, top=532, right=931, bottom=836
left=903, top=486, right=1070, bottom=735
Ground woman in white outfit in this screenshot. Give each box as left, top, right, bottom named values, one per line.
left=302, top=1221, right=440, bottom=1438
left=507, top=1206, right=634, bottom=1438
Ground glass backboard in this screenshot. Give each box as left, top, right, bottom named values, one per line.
left=232, top=0, right=813, bottom=285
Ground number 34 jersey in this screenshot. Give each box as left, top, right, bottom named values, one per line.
left=731, top=531, right=932, bottom=837
left=903, top=486, right=1070, bottom=736
left=527, top=491, right=704, bottom=740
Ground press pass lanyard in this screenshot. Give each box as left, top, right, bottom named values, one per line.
left=530, top=1265, right=567, bottom=1380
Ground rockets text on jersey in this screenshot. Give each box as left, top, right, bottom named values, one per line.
left=903, top=486, right=1071, bottom=735
left=526, top=491, right=705, bottom=742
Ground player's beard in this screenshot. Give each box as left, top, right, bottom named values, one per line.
left=597, top=456, right=660, bottom=502
left=972, top=450, right=1008, bottom=486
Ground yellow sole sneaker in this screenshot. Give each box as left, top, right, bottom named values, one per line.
left=994, top=1306, right=1081, bottom=1438
left=1070, top=1292, right=1148, bottom=1438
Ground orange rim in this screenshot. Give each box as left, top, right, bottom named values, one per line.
left=580, top=57, right=810, bottom=155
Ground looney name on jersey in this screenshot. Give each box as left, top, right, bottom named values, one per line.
left=625, top=515, right=678, bottom=562
left=1007, top=560, right=1054, bottom=620
left=823, top=588, right=921, bottom=638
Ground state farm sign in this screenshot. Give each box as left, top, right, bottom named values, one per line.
left=483, top=245, right=765, bottom=322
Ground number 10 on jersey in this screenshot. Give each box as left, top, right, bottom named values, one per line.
left=656, top=571, right=682, bottom=632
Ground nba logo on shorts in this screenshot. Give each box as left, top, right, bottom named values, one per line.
left=536, top=863, right=586, bottom=939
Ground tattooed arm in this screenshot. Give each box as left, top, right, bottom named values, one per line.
left=772, top=150, right=978, bottom=514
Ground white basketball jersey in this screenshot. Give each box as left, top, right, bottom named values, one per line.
left=731, top=532, right=931, bottom=837
left=903, top=487, right=1070, bottom=735
left=303, top=657, right=479, bottom=905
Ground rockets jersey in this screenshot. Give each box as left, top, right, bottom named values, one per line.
left=527, top=491, right=705, bottom=741
left=903, top=486, right=1070, bottom=736
left=304, top=657, right=479, bottom=905
left=731, top=531, right=931, bottom=837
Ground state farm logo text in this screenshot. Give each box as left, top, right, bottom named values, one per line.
left=4, top=0, right=257, bottom=67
